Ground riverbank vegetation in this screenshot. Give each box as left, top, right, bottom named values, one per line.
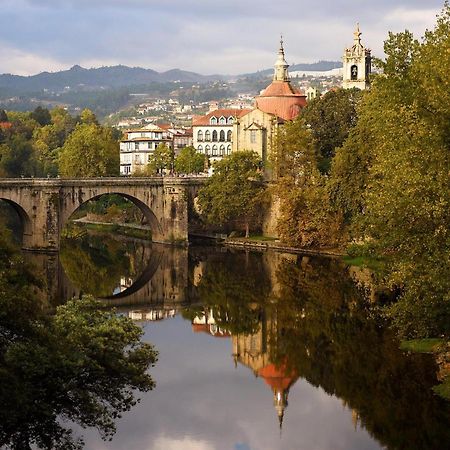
left=0, top=224, right=157, bottom=448
left=0, top=107, right=120, bottom=177
left=197, top=6, right=450, bottom=347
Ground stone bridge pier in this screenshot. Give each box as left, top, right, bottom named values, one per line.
left=0, top=177, right=205, bottom=251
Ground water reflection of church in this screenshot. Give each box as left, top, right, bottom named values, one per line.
left=191, top=308, right=298, bottom=428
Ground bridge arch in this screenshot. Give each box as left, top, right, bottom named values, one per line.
left=63, top=192, right=164, bottom=240
left=0, top=198, right=33, bottom=247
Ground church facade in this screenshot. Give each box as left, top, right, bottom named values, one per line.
left=232, top=39, right=307, bottom=163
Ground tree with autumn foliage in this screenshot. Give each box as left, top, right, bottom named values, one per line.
left=272, top=117, right=346, bottom=248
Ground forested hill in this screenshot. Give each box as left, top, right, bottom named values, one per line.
left=0, top=61, right=342, bottom=94
left=0, top=65, right=223, bottom=94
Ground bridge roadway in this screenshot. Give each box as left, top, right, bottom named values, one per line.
left=0, top=176, right=206, bottom=251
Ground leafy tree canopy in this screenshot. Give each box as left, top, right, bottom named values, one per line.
left=197, top=151, right=266, bottom=237
left=174, top=146, right=205, bottom=174
left=59, top=123, right=120, bottom=177
left=0, top=225, right=157, bottom=449
left=301, top=88, right=363, bottom=173
left=30, top=106, right=52, bottom=127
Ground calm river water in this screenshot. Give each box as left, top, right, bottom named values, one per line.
left=16, top=231, right=450, bottom=449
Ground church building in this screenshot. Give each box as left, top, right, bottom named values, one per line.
left=342, top=24, right=371, bottom=90
left=191, top=39, right=307, bottom=169
left=232, top=39, right=307, bottom=163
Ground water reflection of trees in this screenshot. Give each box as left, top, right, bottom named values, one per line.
left=61, top=230, right=150, bottom=297
left=0, top=228, right=157, bottom=449
left=190, top=251, right=450, bottom=449
left=185, top=251, right=272, bottom=335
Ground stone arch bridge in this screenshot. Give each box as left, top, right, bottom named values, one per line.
left=0, top=177, right=206, bottom=251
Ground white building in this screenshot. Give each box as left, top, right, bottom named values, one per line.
left=192, top=108, right=251, bottom=166
left=343, top=24, right=371, bottom=90
left=119, top=123, right=172, bottom=175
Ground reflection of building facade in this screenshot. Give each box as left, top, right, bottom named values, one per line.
left=231, top=315, right=298, bottom=428
left=192, top=309, right=231, bottom=338
left=128, top=309, right=177, bottom=321
left=343, top=24, right=371, bottom=90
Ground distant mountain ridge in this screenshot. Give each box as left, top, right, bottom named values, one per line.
left=0, top=61, right=343, bottom=94
left=241, top=60, right=343, bottom=78
left=0, top=65, right=222, bottom=93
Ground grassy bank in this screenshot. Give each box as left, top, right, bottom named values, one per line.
left=77, top=222, right=152, bottom=240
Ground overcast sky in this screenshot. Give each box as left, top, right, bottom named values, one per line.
left=0, top=0, right=444, bottom=76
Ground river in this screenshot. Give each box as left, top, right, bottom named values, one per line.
left=3, top=230, right=450, bottom=449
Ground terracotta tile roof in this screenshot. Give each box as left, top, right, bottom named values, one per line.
left=0, top=122, right=12, bottom=129
left=257, top=362, right=298, bottom=391
left=255, top=80, right=307, bottom=121
left=192, top=108, right=252, bottom=126
left=260, top=80, right=303, bottom=97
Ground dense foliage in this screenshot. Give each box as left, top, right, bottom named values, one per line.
left=174, top=146, right=205, bottom=174
left=271, top=5, right=450, bottom=339
left=0, top=224, right=157, bottom=449
left=301, top=87, right=362, bottom=172
left=0, top=107, right=120, bottom=177
left=272, top=117, right=346, bottom=248
left=197, top=151, right=266, bottom=237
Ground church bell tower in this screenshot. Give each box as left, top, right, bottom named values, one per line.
left=343, top=23, right=371, bottom=90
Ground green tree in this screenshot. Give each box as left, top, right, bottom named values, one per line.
left=333, top=4, right=450, bottom=337
left=79, top=108, right=98, bottom=125
left=174, top=146, right=205, bottom=174
left=197, top=151, right=265, bottom=237
left=59, top=123, right=119, bottom=177
left=30, top=106, right=52, bottom=126
left=147, top=143, right=174, bottom=175
left=302, top=88, right=362, bottom=173
left=0, top=136, right=38, bottom=177
left=0, top=227, right=157, bottom=449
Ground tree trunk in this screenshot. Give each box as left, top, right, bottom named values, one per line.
left=245, top=222, right=249, bottom=238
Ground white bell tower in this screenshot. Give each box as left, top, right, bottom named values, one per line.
left=343, top=23, right=371, bottom=90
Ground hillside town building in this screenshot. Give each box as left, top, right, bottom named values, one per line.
left=192, top=108, right=251, bottom=165
left=119, top=123, right=172, bottom=175
left=119, top=123, right=193, bottom=175
left=193, top=39, right=307, bottom=167
left=342, top=24, right=371, bottom=90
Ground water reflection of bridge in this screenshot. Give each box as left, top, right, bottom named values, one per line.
left=26, top=243, right=198, bottom=309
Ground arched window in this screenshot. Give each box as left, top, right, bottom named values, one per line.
left=219, top=116, right=226, bottom=125
left=227, top=130, right=232, bottom=141
left=197, top=130, right=203, bottom=141
left=210, top=116, right=217, bottom=125
left=205, top=130, right=211, bottom=141
left=351, top=64, right=358, bottom=80
left=205, top=145, right=210, bottom=155
left=228, top=117, right=234, bottom=125
left=226, top=144, right=232, bottom=155
left=198, top=145, right=203, bottom=153
left=219, top=144, right=225, bottom=155
left=212, top=130, right=218, bottom=142
left=212, top=145, right=218, bottom=156
left=219, top=130, right=225, bottom=142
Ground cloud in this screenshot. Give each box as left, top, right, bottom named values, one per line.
left=0, top=42, right=68, bottom=75
left=0, top=0, right=445, bottom=75
left=150, top=436, right=215, bottom=450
